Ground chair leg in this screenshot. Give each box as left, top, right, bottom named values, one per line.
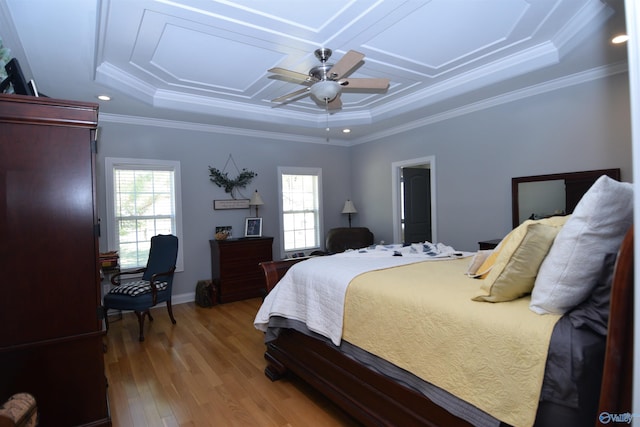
left=166, top=300, right=177, bottom=324
left=104, top=306, right=110, bottom=332
left=134, top=310, right=149, bottom=342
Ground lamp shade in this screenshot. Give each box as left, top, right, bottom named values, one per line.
left=342, top=199, right=357, bottom=214
left=249, top=190, right=264, bottom=206
left=310, top=80, right=341, bottom=102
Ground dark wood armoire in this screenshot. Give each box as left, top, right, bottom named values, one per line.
left=0, top=94, right=110, bottom=426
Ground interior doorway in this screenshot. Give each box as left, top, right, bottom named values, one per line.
left=392, top=156, right=436, bottom=244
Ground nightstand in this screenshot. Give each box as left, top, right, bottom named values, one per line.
left=210, top=237, right=273, bottom=303
left=478, top=239, right=502, bottom=250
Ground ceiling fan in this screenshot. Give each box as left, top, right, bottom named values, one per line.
left=268, top=48, right=390, bottom=110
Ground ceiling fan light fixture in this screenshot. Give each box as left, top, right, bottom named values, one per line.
left=611, top=33, right=629, bottom=44
left=310, top=80, right=341, bottom=101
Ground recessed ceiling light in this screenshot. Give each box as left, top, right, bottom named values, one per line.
left=611, top=34, right=629, bottom=44
left=97, top=95, right=111, bottom=101
left=342, top=129, right=351, bottom=134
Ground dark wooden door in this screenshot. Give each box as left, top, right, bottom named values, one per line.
left=403, top=167, right=431, bottom=244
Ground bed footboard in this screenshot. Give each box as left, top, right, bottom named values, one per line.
left=265, top=329, right=472, bottom=427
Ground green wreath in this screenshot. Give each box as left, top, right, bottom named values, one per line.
left=208, top=167, right=257, bottom=195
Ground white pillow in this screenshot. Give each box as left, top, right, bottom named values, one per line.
left=530, top=175, right=633, bottom=314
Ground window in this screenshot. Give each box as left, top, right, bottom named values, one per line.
left=278, top=167, right=322, bottom=256
left=105, top=158, right=183, bottom=271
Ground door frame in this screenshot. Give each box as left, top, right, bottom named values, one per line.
left=391, top=156, right=437, bottom=244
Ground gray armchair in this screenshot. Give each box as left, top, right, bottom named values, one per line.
left=325, top=227, right=374, bottom=254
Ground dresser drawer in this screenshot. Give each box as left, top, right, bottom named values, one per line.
left=210, top=237, right=273, bottom=303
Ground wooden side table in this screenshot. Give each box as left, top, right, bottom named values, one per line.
left=478, top=239, right=502, bottom=250
left=210, top=237, right=273, bottom=303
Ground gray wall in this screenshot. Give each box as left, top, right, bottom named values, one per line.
left=96, top=71, right=632, bottom=300
left=351, top=72, right=632, bottom=251
left=96, top=125, right=351, bottom=299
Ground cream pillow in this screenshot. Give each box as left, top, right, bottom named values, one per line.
left=471, top=237, right=510, bottom=279
left=530, top=175, right=633, bottom=315
left=471, top=215, right=568, bottom=280
left=473, top=218, right=566, bottom=303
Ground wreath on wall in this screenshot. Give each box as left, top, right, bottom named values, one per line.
left=208, top=154, right=257, bottom=199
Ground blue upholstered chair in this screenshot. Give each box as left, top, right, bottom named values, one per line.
left=103, top=234, right=178, bottom=342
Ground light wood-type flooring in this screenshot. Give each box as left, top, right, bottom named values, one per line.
left=104, top=299, right=360, bottom=426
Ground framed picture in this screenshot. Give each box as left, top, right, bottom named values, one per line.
left=244, top=217, right=262, bottom=237
left=215, top=225, right=232, bottom=240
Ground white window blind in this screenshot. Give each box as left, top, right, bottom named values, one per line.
left=105, top=158, right=183, bottom=270
left=279, top=167, right=322, bottom=254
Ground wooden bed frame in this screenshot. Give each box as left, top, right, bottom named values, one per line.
left=259, top=227, right=634, bottom=427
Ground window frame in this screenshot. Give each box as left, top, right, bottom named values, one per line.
left=278, top=166, right=323, bottom=258
left=104, top=157, right=184, bottom=272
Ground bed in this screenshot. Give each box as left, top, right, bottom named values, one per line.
left=254, top=176, right=633, bottom=427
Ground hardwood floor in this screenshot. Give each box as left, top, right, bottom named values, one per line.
left=104, top=299, right=361, bottom=426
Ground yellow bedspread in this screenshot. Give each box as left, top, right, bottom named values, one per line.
left=343, top=258, right=561, bottom=427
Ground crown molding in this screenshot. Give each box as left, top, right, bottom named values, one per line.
left=99, top=61, right=627, bottom=147
left=350, top=61, right=629, bottom=146
left=98, top=112, right=352, bottom=146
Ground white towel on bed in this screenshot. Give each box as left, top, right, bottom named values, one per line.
left=254, top=244, right=470, bottom=346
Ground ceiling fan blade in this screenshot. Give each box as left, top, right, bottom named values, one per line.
left=268, top=67, right=312, bottom=84
left=327, top=95, right=342, bottom=110
left=341, top=77, right=389, bottom=90
left=271, top=87, right=310, bottom=103
left=328, top=50, right=365, bottom=79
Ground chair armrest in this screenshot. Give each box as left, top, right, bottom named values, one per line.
left=149, top=267, right=176, bottom=286
left=148, top=267, right=176, bottom=304
left=110, top=268, right=146, bottom=286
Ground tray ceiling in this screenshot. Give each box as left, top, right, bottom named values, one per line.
left=0, top=0, right=628, bottom=144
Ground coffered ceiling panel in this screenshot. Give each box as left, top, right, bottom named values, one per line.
left=0, top=0, right=628, bottom=144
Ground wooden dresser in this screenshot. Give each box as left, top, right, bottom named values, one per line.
left=210, top=237, right=273, bottom=303
left=0, top=94, right=110, bottom=425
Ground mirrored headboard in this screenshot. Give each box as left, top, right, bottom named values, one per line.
left=511, top=169, right=621, bottom=228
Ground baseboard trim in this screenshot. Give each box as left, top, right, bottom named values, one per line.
left=172, top=292, right=196, bottom=306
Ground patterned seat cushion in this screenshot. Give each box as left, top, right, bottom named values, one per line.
left=109, top=280, right=168, bottom=297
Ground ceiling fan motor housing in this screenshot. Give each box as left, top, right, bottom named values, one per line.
left=309, top=64, right=335, bottom=80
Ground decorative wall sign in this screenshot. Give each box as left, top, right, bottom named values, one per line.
left=213, top=199, right=250, bottom=210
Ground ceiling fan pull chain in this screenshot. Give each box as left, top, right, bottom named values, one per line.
left=325, top=99, right=330, bottom=142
